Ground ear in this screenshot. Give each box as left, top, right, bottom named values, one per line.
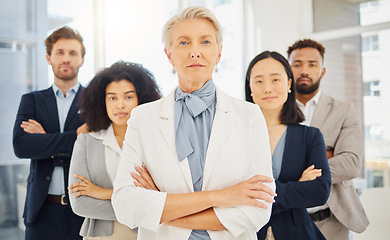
left=46, top=53, right=52, bottom=65
left=321, top=67, right=326, bottom=79
left=80, top=58, right=85, bottom=67
left=288, top=78, right=292, bottom=90
left=215, top=45, right=223, bottom=65
left=164, top=48, right=174, bottom=66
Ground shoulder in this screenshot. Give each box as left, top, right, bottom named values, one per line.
left=216, top=88, right=260, bottom=114
left=76, top=131, right=104, bottom=146
left=131, top=97, right=165, bottom=117
left=288, top=124, right=323, bottom=139
left=320, top=93, right=349, bottom=109
left=23, top=87, right=52, bottom=99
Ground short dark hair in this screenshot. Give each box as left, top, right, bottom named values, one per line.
left=79, top=61, right=162, bottom=132
left=45, top=26, right=86, bottom=58
left=287, top=38, right=325, bottom=61
left=245, top=51, right=304, bottom=125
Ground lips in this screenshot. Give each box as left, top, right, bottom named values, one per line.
left=263, top=97, right=277, bottom=101
left=187, top=63, right=205, bottom=68
left=60, top=65, right=72, bottom=70
left=115, top=112, right=128, bottom=118
left=297, top=77, right=312, bottom=84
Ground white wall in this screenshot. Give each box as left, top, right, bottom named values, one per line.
left=245, top=0, right=313, bottom=65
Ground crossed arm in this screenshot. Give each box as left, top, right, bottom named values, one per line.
left=132, top=165, right=275, bottom=230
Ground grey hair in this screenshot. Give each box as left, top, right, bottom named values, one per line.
left=162, top=6, right=223, bottom=48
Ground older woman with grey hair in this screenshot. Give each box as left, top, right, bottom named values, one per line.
left=112, top=6, right=275, bottom=240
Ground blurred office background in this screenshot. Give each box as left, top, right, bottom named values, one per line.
left=1, top=0, right=389, bottom=239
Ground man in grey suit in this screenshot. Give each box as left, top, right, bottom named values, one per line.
left=287, top=39, right=369, bottom=240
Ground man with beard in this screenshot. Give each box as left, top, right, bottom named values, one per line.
left=13, top=26, right=88, bottom=240
left=287, top=39, right=369, bottom=240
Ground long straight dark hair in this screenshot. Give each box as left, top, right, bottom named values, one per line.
left=245, top=51, right=304, bottom=125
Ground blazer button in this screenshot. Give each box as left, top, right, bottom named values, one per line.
left=60, top=160, right=64, bottom=163
left=46, top=176, right=51, bottom=181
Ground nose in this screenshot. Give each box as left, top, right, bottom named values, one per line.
left=190, top=48, right=201, bottom=59
left=263, top=81, right=272, bottom=93
left=117, top=98, right=125, bottom=109
left=300, top=66, right=309, bottom=76
left=62, top=53, right=71, bottom=63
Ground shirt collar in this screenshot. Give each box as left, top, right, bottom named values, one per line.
left=52, top=82, right=80, bottom=97
left=311, top=90, right=321, bottom=105
left=297, top=90, right=322, bottom=106
left=89, top=124, right=122, bottom=154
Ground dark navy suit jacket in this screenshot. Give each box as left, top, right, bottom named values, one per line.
left=13, top=86, right=84, bottom=223
left=257, top=124, right=331, bottom=240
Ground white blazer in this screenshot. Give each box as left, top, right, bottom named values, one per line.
left=112, top=87, right=274, bottom=240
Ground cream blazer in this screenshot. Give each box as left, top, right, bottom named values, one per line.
left=112, top=87, right=274, bottom=240
left=311, top=93, right=369, bottom=232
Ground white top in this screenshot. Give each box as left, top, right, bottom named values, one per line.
left=296, top=90, right=321, bottom=126
left=89, top=124, right=122, bottom=183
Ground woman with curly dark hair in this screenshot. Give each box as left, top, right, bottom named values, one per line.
left=68, top=61, right=161, bottom=239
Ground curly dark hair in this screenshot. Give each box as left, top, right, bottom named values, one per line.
left=245, top=51, right=304, bottom=125
left=287, top=38, right=326, bottom=62
left=79, top=61, right=162, bottom=132
left=45, top=26, right=86, bottom=57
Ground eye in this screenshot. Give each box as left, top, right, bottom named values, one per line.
left=273, top=78, right=280, bottom=82
left=179, top=41, right=188, bottom=46
left=108, top=96, right=116, bottom=101
left=70, top=52, right=77, bottom=56
left=202, top=40, right=210, bottom=44
left=56, top=51, right=63, bottom=55
left=126, top=96, right=134, bottom=99
left=310, top=63, right=317, bottom=67
left=255, top=80, right=262, bottom=84
left=292, top=64, right=300, bottom=67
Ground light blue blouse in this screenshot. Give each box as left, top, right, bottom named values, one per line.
left=174, top=80, right=216, bottom=240
left=272, top=127, right=287, bottom=180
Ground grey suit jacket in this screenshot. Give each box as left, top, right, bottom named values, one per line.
left=311, top=93, right=369, bottom=233
left=69, top=132, right=117, bottom=237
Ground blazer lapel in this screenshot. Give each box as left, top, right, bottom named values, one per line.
left=159, top=89, right=194, bottom=191
left=202, top=88, right=232, bottom=188
left=311, top=94, right=331, bottom=128
left=64, top=86, right=83, bottom=131
left=43, top=87, right=60, bottom=133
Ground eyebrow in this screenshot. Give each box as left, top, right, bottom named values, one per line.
left=176, top=34, right=214, bottom=40
left=106, top=90, right=136, bottom=95
left=293, top=60, right=319, bottom=63
left=253, top=73, right=282, bottom=78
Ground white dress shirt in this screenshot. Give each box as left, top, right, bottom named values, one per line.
left=296, top=90, right=321, bottom=126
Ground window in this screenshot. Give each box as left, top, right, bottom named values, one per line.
left=360, top=1, right=379, bottom=9
left=362, top=34, right=379, bottom=52
left=364, top=80, right=380, bottom=97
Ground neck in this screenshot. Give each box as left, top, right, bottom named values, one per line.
left=262, top=109, right=282, bottom=129
left=296, top=89, right=319, bottom=105
left=178, top=76, right=210, bottom=93
left=112, top=124, right=127, bottom=146
left=54, top=78, right=78, bottom=96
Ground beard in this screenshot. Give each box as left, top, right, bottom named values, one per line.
left=52, top=65, right=80, bottom=81
left=296, top=76, right=321, bottom=94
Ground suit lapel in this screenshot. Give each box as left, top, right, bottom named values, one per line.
left=64, top=86, right=83, bottom=131
left=43, top=87, right=60, bottom=133
left=202, top=89, right=232, bottom=188
left=311, top=94, right=331, bottom=128
left=159, top=89, right=194, bottom=191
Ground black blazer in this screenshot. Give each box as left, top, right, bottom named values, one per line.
left=13, top=86, right=84, bottom=223
left=257, top=124, right=331, bottom=240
